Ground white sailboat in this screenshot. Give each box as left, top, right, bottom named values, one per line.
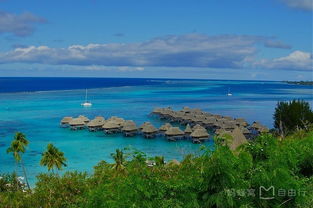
left=81, top=89, right=92, bottom=107
left=227, top=88, right=232, bottom=96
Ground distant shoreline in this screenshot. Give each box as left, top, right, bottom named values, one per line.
left=286, top=81, right=313, bottom=86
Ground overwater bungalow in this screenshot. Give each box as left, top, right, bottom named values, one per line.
left=184, top=124, right=193, bottom=137
left=78, top=115, right=90, bottom=124
left=215, top=128, right=231, bottom=136
left=139, top=122, right=151, bottom=131
left=103, top=121, right=120, bottom=134
left=235, top=118, right=248, bottom=127
left=193, top=115, right=206, bottom=125
left=223, top=121, right=237, bottom=131
left=251, top=121, right=269, bottom=134
left=240, top=127, right=251, bottom=139
left=258, top=126, right=269, bottom=134
left=94, top=116, right=105, bottom=122
left=87, top=119, right=105, bottom=132
left=223, top=116, right=233, bottom=120
left=121, top=120, right=138, bottom=137
left=190, top=128, right=209, bottom=143
left=159, top=123, right=172, bottom=135
left=181, top=106, right=192, bottom=113
left=141, top=124, right=158, bottom=138
left=107, top=116, right=125, bottom=127
left=60, top=116, right=73, bottom=127
left=180, top=115, right=194, bottom=125
left=165, top=127, right=184, bottom=141
left=213, top=114, right=223, bottom=119
left=192, top=124, right=205, bottom=131
left=69, top=118, right=85, bottom=130
left=152, top=107, right=163, bottom=115
left=202, top=117, right=216, bottom=129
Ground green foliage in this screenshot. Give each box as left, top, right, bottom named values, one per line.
left=274, top=100, right=313, bottom=135
left=32, top=172, right=89, bottom=208
left=1, top=131, right=313, bottom=207
left=6, top=132, right=29, bottom=162
left=0, top=173, right=25, bottom=192
left=110, top=149, right=126, bottom=172
left=6, top=132, right=31, bottom=190
left=40, top=143, right=67, bottom=172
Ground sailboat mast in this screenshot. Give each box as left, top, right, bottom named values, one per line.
left=85, top=89, right=88, bottom=102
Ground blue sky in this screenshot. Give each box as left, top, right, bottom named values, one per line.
left=0, top=0, right=312, bottom=80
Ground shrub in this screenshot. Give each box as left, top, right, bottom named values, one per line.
left=273, top=100, right=313, bottom=135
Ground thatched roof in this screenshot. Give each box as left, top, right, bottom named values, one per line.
left=165, top=127, right=184, bottom=136
left=191, top=128, right=209, bottom=139
left=61, top=116, right=73, bottom=124
left=258, top=126, right=269, bottom=133
left=215, top=121, right=226, bottom=129
left=202, top=117, right=216, bottom=125
left=174, top=112, right=185, bottom=118
left=139, top=122, right=151, bottom=129
left=183, top=115, right=194, bottom=121
left=141, top=124, right=158, bottom=133
left=223, top=116, right=233, bottom=120
left=152, top=108, right=163, bottom=114
left=224, top=121, right=237, bottom=129
left=235, top=118, right=248, bottom=126
left=122, top=121, right=138, bottom=131
left=229, top=128, right=248, bottom=150
left=235, top=118, right=246, bottom=123
left=159, top=123, right=172, bottom=131
left=192, top=124, right=205, bottom=131
left=78, top=115, right=89, bottom=122
left=87, top=119, right=105, bottom=127
left=94, top=116, right=105, bottom=121
left=190, top=108, right=203, bottom=115
left=107, top=116, right=124, bottom=125
left=103, top=121, right=120, bottom=129
left=69, top=118, right=85, bottom=126
left=181, top=106, right=192, bottom=113
left=251, top=121, right=262, bottom=129
left=213, top=114, right=223, bottom=119
left=184, top=124, right=192, bottom=133
left=193, top=115, right=206, bottom=122
left=161, top=108, right=174, bottom=115
left=215, top=128, right=231, bottom=135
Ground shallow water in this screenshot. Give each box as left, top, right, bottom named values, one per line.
left=0, top=78, right=312, bottom=185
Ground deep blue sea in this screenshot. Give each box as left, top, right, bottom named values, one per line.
left=0, top=77, right=312, bottom=185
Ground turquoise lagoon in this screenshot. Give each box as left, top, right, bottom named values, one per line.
left=0, top=78, right=312, bottom=185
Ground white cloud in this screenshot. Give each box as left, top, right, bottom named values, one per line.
left=255, top=50, right=313, bottom=71
left=0, top=34, right=291, bottom=69
left=0, top=10, right=46, bottom=36
left=279, top=0, right=313, bottom=11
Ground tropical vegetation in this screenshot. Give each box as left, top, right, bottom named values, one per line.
left=0, top=100, right=312, bottom=207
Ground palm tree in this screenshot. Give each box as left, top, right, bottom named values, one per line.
left=154, top=156, right=165, bottom=166
left=6, top=132, right=31, bottom=190
left=40, top=143, right=67, bottom=173
left=111, top=149, right=125, bottom=172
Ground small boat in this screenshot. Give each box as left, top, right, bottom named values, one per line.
left=81, top=89, right=92, bottom=107
left=227, top=88, right=232, bottom=96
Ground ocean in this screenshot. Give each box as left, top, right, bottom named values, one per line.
left=0, top=77, right=312, bottom=185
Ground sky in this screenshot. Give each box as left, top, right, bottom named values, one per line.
left=0, top=0, right=312, bottom=80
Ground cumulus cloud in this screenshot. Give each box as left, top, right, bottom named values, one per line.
left=0, top=10, right=46, bottom=37
left=0, top=33, right=291, bottom=69
left=279, top=0, right=313, bottom=11
left=255, top=50, right=313, bottom=71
